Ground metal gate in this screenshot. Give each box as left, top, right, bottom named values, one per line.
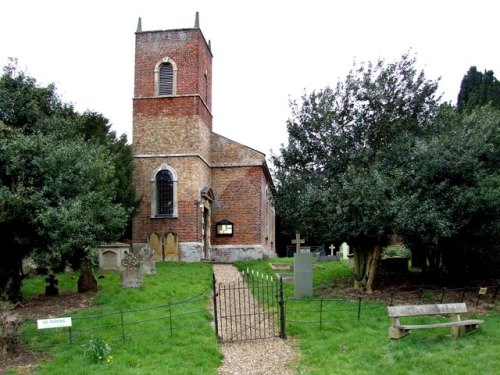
left=212, top=270, right=285, bottom=343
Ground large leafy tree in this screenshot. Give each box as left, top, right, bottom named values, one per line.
left=0, top=61, right=136, bottom=301
left=273, top=53, right=441, bottom=292
left=396, top=105, right=500, bottom=277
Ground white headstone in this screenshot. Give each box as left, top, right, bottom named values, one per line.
left=340, top=242, right=350, bottom=259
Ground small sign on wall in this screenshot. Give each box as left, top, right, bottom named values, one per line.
left=37, top=317, right=72, bottom=329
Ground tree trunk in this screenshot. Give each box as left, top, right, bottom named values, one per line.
left=353, top=244, right=382, bottom=293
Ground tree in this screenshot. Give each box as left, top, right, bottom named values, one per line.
left=273, top=53, right=441, bottom=292
left=396, top=105, right=500, bottom=277
left=0, top=61, right=136, bottom=301
left=457, top=66, right=500, bottom=112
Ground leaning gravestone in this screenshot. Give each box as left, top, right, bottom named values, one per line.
left=120, top=252, right=143, bottom=288
left=135, top=246, right=157, bottom=275
left=292, top=233, right=313, bottom=298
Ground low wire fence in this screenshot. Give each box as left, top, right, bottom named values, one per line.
left=21, top=288, right=212, bottom=351
left=284, top=284, right=498, bottom=330
left=13, top=279, right=499, bottom=351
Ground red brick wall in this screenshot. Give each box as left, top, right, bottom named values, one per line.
left=134, top=28, right=212, bottom=111
left=211, top=166, right=263, bottom=245
left=132, top=156, right=211, bottom=243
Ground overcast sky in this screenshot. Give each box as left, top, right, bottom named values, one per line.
left=1, top=0, right=499, bottom=156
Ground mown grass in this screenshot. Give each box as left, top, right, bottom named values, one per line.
left=13, top=259, right=499, bottom=375
left=16, top=262, right=221, bottom=375
left=235, top=258, right=500, bottom=375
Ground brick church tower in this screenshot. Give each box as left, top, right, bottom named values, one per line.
left=132, top=14, right=276, bottom=262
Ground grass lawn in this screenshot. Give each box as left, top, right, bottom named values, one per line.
left=11, top=259, right=499, bottom=374
left=17, top=262, right=222, bottom=375
left=235, top=258, right=500, bottom=375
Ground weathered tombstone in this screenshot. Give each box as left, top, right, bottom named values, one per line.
left=292, top=233, right=313, bottom=298
left=135, top=246, right=157, bottom=275
left=340, top=242, right=350, bottom=260
left=44, top=274, right=58, bottom=296
left=98, top=242, right=129, bottom=270
left=120, top=252, right=143, bottom=288
left=78, top=258, right=98, bottom=293
left=63, top=261, right=73, bottom=273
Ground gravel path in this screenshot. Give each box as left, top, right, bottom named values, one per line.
left=213, top=264, right=298, bottom=375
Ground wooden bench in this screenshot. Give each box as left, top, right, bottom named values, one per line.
left=388, top=303, right=484, bottom=339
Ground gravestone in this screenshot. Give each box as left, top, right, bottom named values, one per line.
left=329, top=244, right=335, bottom=256
left=135, top=246, right=157, bottom=275
left=340, top=242, right=350, bottom=260
left=292, top=233, right=313, bottom=298
left=316, top=243, right=341, bottom=262
left=120, top=252, right=143, bottom=288
left=63, top=261, right=73, bottom=273
left=44, top=274, right=58, bottom=296
left=78, top=258, right=98, bottom=293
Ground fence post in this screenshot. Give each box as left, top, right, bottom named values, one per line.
left=120, top=310, right=125, bottom=343
left=492, top=284, right=499, bottom=304
left=461, top=288, right=466, bottom=303
left=212, top=273, right=220, bottom=342
left=357, top=297, right=362, bottom=321
left=319, top=299, right=324, bottom=330
left=389, top=290, right=394, bottom=306
left=440, top=287, right=447, bottom=304
left=278, top=277, right=286, bottom=339
left=168, top=303, right=173, bottom=337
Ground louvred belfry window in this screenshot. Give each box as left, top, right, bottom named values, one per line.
left=159, top=63, right=174, bottom=95
left=156, top=170, right=173, bottom=215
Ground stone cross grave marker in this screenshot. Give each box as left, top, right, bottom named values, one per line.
left=292, top=232, right=307, bottom=253
left=329, top=244, right=335, bottom=256
left=120, top=252, right=144, bottom=288
left=293, top=233, right=313, bottom=298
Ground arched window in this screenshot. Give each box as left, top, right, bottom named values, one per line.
left=156, top=170, right=173, bottom=215
left=155, top=57, right=178, bottom=96
left=159, top=63, right=174, bottom=95
left=151, top=164, right=178, bottom=218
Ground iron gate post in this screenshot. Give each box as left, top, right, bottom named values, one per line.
left=278, top=276, right=286, bottom=339
left=212, top=273, right=220, bottom=342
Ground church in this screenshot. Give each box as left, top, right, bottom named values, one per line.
left=131, top=14, right=276, bottom=262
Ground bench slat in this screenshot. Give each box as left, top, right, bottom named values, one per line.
left=397, top=319, right=484, bottom=330
left=388, top=303, right=467, bottom=317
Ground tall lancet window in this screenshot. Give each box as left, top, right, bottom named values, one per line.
left=159, top=63, right=174, bottom=95
left=156, top=170, right=174, bottom=215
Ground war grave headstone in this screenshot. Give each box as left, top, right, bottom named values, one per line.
left=120, top=252, right=144, bottom=288
left=293, top=233, right=313, bottom=298
left=340, top=242, right=350, bottom=260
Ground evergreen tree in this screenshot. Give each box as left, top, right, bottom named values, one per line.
left=457, top=66, right=500, bottom=112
